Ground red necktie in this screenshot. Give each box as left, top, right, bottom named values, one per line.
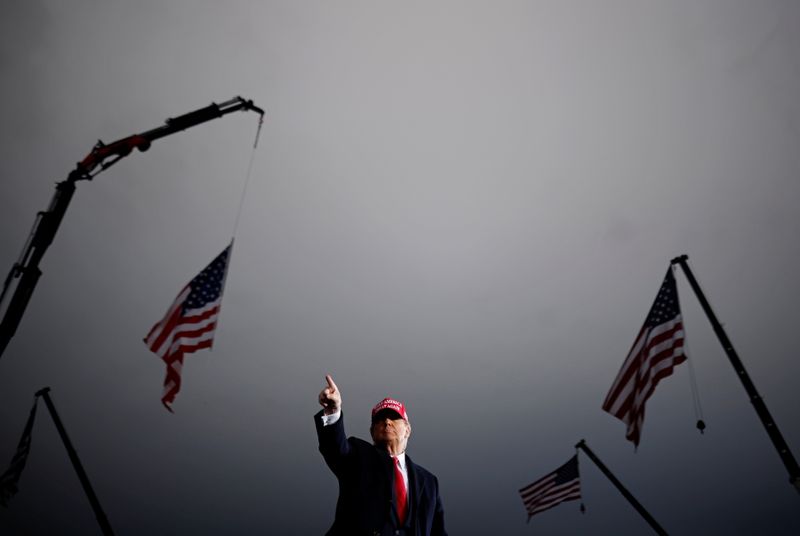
left=393, top=456, right=408, bottom=525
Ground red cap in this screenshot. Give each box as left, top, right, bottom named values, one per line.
left=371, top=397, right=409, bottom=422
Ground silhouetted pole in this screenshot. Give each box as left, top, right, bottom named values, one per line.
left=35, top=388, right=115, bottom=536
left=671, top=255, right=800, bottom=493
left=575, top=440, right=668, bottom=535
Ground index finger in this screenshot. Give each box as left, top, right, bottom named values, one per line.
left=325, top=374, right=338, bottom=392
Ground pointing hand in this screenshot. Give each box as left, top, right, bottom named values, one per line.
left=319, top=374, right=342, bottom=415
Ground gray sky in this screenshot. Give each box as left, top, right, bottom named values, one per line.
left=1, top=1, right=799, bottom=534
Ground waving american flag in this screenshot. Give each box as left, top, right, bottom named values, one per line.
left=603, top=267, right=686, bottom=447
left=144, top=243, right=232, bottom=411
left=519, top=455, right=581, bottom=521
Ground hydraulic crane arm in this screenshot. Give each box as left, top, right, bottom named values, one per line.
left=77, top=96, right=264, bottom=176
left=0, top=96, right=264, bottom=361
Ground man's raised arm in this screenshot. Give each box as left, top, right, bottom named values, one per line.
left=315, top=374, right=351, bottom=471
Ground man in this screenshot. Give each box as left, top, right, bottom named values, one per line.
left=315, top=374, right=447, bottom=536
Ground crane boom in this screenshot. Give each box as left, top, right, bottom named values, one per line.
left=0, top=96, right=264, bottom=361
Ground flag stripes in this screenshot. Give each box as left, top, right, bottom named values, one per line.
left=603, top=268, right=686, bottom=446
left=519, top=455, right=581, bottom=520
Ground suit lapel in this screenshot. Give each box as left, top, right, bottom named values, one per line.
left=406, top=454, right=423, bottom=514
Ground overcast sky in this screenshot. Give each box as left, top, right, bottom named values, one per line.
left=1, top=1, right=799, bottom=534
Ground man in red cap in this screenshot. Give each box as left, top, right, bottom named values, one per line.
left=315, top=374, right=447, bottom=535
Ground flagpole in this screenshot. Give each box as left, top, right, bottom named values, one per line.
left=35, top=388, right=115, bottom=536
left=575, top=440, right=668, bottom=535
left=671, top=255, right=800, bottom=493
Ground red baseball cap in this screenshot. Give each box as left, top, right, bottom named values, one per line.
left=371, top=397, right=409, bottom=422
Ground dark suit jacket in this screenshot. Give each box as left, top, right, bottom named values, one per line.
left=315, top=410, right=447, bottom=536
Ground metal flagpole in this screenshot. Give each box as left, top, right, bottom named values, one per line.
left=671, top=254, right=800, bottom=493
left=575, top=440, right=668, bottom=535
left=35, top=388, right=115, bottom=535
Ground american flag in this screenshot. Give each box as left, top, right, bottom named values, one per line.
left=144, top=244, right=232, bottom=411
left=0, top=397, right=39, bottom=507
left=519, top=455, right=581, bottom=521
left=602, top=267, right=686, bottom=447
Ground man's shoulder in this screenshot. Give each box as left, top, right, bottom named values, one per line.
left=408, top=456, right=439, bottom=482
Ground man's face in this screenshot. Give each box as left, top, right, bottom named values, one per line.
left=370, top=409, right=411, bottom=445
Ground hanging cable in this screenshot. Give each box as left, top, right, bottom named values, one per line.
left=207, top=112, right=264, bottom=359
left=684, top=336, right=706, bottom=433
left=232, top=112, right=264, bottom=239
left=673, top=263, right=706, bottom=434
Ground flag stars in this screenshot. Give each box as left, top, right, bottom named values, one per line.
left=182, top=246, right=230, bottom=311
